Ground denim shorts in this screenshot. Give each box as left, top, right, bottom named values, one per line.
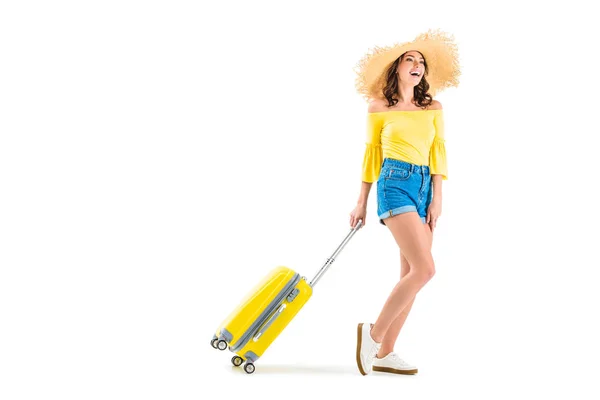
left=377, top=158, right=433, bottom=225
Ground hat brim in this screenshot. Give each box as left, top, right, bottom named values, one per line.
left=354, top=29, right=461, bottom=101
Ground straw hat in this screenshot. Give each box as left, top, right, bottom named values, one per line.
left=354, top=29, right=461, bottom=101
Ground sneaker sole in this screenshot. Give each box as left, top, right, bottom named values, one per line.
left=373, top=366, right=418, bottom=375
left=355, top=323, right=367, bottom=376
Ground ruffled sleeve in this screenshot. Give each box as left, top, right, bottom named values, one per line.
left=429, top=111, right=448, bottom=180
left=361, top=113, right=383, bottom=183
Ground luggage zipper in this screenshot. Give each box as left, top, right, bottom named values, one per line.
left=252, top=303, right=286, bottom=341
left=229, top=273, right=301, bottom=352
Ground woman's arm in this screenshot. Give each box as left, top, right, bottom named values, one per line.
left=431, top=174, right=443, bottom=201
left=357, top=181, right=373, bottom=208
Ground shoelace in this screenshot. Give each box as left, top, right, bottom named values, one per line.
left=389, top=353, right=410, bottom=366
left=367, top=344, right=379, bottom=362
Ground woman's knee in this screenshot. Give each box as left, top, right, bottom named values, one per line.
left=414, top=259, right=436, bottom=283
left=424, top=263, right=436, bottom=281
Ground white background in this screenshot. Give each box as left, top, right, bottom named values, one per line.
left=1, top=0, right=599, bottom=399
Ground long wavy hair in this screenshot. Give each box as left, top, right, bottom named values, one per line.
left=382, top=51, right=433, bottom=109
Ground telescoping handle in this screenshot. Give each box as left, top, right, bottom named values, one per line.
left=309, top=219, right=363, bottom=288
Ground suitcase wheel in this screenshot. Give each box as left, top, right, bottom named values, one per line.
left=243, top=362, right=255, bottom=374
left=216, top=340, right=228, bottom=351
left=211, top=337, right=228, bottom=351
left=231, top=356, right=244, bottom=367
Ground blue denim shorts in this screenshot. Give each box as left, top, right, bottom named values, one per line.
left=377, top=158, right=433, bottom=225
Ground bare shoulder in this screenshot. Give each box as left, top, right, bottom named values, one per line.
left=367, top=97, right=388, bottom=113
left=428, top=99, right=443, bottom=110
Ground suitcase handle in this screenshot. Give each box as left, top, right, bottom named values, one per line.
left=309, top=218, right=363, bottom=288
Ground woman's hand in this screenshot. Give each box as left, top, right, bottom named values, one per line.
left=426, top=197, right=442, bottom=231
left=350, top=204, right=367, bottom=228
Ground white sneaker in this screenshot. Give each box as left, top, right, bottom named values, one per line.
left=373, top=352, right=418, bottom=375
left=356, top=323, right=381, bottom=375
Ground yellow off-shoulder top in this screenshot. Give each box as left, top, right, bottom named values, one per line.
left=361, top=109, right=448, bottom=183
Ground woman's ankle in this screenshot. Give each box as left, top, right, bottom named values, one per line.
left=369, top=323, right=384, bottom=343
left=376, top=349, right=392, bottom=359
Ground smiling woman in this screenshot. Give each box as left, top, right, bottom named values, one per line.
left=349, top=29, right=461, bottom=377
left=381, top=51, right=433, bottom=109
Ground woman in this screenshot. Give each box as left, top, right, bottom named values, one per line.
left=349, top=29, right=461, bottom=376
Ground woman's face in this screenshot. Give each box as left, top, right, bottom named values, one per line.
left=397, top=51, right=426, bottom=84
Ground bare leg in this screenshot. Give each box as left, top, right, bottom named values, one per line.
left=377, top=253, right=415, bottom=357
left=377, top=222, right=433, bottom=357
left=369, top=212, right=436, bottom=343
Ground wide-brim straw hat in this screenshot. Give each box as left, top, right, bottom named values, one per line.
left=354, top=29, right=461, bottom=101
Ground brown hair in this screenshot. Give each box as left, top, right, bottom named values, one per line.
left=382, top=52, right=433, bottom=109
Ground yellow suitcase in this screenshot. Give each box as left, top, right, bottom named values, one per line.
left=210, top=220, right=363, bottom=374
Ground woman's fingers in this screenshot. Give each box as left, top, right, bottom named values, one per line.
left=350, top=209, right=367, bottom=228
